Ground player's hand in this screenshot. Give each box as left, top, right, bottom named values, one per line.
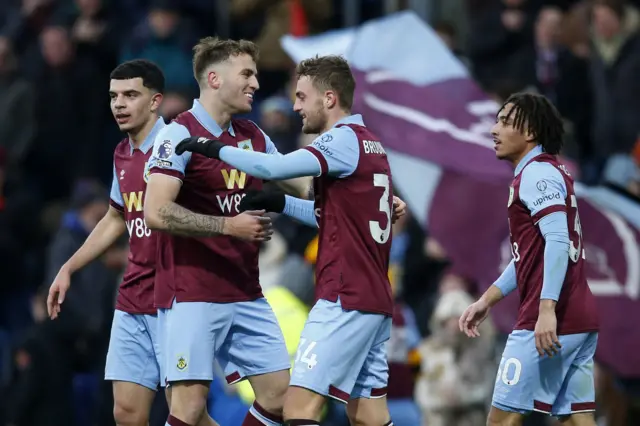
left=175, top=136, right=225, bottom=159
left=225, top=210, right=273, bottom=241
left=47, top=267, right=71, bottom=320
left=239, top=189, right=286, bottom=213
left=458, top=299, right=490, bottom=338
left=391, top=196, right=406, bottom=224
left=535, top=309, right=561, bottom=357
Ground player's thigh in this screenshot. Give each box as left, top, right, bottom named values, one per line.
left=492, top=330, right=585, bottom=415
left=351, top=316, right=392, bottom=400
left=164, top=300, right=233, bottom=383
left=156, top=308, right=168, bottom=387
left=112, top=380, right=156, bottom=423
left=105, top=310, right=160, bottom=390
left=552, top=332, right=598, bottom=418
left=348, top=318, right=392, bottom=425
left=289, top=299, right=385, bottom=404
left=217, top=298, right=290, bottom=386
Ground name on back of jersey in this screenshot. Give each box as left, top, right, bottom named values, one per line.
left=363, top=140, right=386, bottom=155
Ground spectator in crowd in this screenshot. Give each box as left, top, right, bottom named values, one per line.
left=0, top=36, right=35, bottom=176
left=590, top=0, right=640, bottom=174
left=120, top=0, right=197, bottom=94
left=26, top=25, right=104, bottom=200
left=259, top=95, right=299, bottom=154
left=415, top=289, right=496, bottom=426
left=158, top=89, right=190, bottom=121
left=467, top=0, right=538, bottom=90
left=528, top=6, right=592, bottom=173
left=230, top=0, right=334, bottom=98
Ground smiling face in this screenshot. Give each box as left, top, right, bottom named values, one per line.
left=213, top=53, right=258, bottom=115
left=293, top=75, right=328, bottom=134
left=109, top=77, right=161, bottom=132
left=491, top=102, right=532, bottom=163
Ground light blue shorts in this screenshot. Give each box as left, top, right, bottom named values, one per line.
left=163, top=298, right=290, bottom=384
left=105, top=309, right=162, bottom=390
left=290, top=298, right=392, bottom=403
left=492, top=329, right=598, bottom=416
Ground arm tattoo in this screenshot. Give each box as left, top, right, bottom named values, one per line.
left=157, top=202, right=226, bottom=237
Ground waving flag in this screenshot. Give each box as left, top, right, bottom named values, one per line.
left=281, top=11, right=640, bottom=378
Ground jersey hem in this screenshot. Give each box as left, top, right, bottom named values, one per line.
left=174, top=292, right=264, bottom=304
left=114, top=305, right=157, bottom=316
left=321, top=297, right=393, bottom=317
left=514, top=324, right=599, bottom=335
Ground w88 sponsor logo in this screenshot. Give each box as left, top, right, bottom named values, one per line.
left=126, top=217, right=151, bottom=238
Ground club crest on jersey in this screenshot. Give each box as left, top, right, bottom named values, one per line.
left=176, top=355, right=187, bottom=371
left=508, top=186, right=515, bottom=207
left=143, top=161, right=150, bottom=183
left=237, top=139, right=253, bottom=151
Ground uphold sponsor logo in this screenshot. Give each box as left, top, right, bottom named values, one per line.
left=533, top=192, right=561, bottom=206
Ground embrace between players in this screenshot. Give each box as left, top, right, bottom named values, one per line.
left=46, top=36, right=599, bottom=426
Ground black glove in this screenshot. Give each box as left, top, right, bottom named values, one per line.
left=175, top=136, right=225, bottom=159
left=239, top=189, right=286, bottom=213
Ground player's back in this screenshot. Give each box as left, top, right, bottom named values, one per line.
left=306, top=120, right=394, bottom=316
left=149, top=103, right=268, bottom=308
left=111, top=130, right=159, bottom=315
left=509, top=153, right=598, bottom=334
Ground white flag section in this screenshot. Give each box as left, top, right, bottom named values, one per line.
left=281, top=11, right=640, bottom=377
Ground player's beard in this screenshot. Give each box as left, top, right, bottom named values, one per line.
left=302, top=104, right=326, bottom=134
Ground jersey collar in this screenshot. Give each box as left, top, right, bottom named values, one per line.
left=334, top=114, right=365, bottom=127
left=129, top=117, right=165, bottom=155
left=189, top=99, right=236, bottom=137
left=514, top=145, right=543, bottom=176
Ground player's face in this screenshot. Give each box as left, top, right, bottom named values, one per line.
left=109, top=78, right=161, bottom=132
left=216, top=54, right=258, bottom=114
left=293, top=76, right=327, bottom=134
left=491, top=103, right=529, bottom=162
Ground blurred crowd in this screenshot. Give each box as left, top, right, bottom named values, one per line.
left=0, top=0, right=639, bottom=425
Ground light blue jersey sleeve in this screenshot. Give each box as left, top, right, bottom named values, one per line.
left=519, top=162, right=568, bottom=220
left=304, top=126, right=360, bottom=178
left=520, top=162, right=570, bottom=301
left=282, top=195, right=317, bottom=227
left=109, top=163, right=124, bottom=208
left=538, top=212, right=570, bottom=301
left=148, top=122, right=192, bottom=178
left=218, top=145, right=321, bottom=180
left=494, top=260, right=517, bottom=297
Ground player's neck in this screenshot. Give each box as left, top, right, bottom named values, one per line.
left=128, top=115, right=158, bottom=147
left=321, top=110, right=351, bottom=134
left=199, top=92, right=232, bottom=133
left=511, top=145, right=539, bottom=169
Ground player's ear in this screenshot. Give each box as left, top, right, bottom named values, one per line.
left=325, top=90, right=337, bottom=110
left=208, top=69, right=221, bottom=90
left=150, top=92, right=163, bottom=113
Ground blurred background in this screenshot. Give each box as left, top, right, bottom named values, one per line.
left=0, top=0, right=639, bottom=425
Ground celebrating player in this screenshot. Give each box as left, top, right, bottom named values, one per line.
left=47, top=60, right=167, bottom=426
left=458, top=92, right=599, bottom=426
left=175, top=55, right=404, bottom=426
left=46, top=60, right=219, bottom=426
left=143, top=38, right=291, bottom=426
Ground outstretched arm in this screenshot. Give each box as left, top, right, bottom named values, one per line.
left=176, top=125, right=360, bottom=180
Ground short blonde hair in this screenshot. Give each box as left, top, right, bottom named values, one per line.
left=192, top=37, right=259, bottom=86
